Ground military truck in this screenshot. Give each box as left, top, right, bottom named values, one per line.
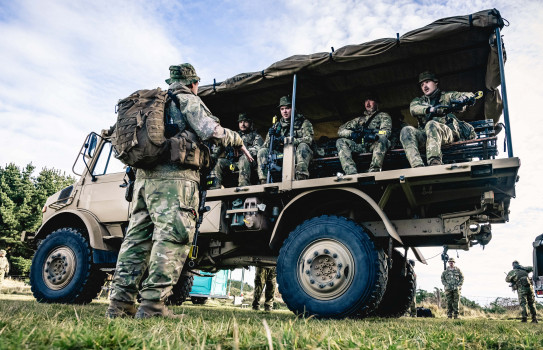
left=26, top=9, right=519, bottom=318
left=533, top=235, right=543, bottom=298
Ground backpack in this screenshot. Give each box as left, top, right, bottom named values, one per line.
left=111, top=88, right=170, bottom=169
left=111, top=88, right=211, bottom=172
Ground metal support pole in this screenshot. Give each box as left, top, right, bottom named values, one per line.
left=290, top=74, right=297, bottom=140
left=495, top=27, right=513, bottom=157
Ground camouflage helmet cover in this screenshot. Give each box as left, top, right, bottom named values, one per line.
left=238, top=113, right=252, bottom=122
left=277, top=95, right=292, bottom=108
left=418, top=71, right=439, bottom=84
left=448, top=257, right=455, bottom=263
left=166, top=63, right=200, bottom=85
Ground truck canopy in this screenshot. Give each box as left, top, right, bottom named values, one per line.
left=199, top=9, right=505, bottom=139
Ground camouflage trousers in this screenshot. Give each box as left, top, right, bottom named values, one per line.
left=400, top=121, right=454, bottom=167
left=336, top=137, right=389, bottom=174
left=517, top=286, right=537, bottom=319
left=110, top=177, right=198, bottom=302
left=445, top=288, right=461, bottom=317
left=252, top=267, right=277, bottom=309
left=210, top=155, right=256, bottom=188
left=257, top=143, right=313, bottom=181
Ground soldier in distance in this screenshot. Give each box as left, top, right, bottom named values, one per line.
left=506, top=260, right=538, bottom=323
left=441, top=257, right=464, bottom=319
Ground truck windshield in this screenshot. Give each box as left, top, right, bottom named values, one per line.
left=92, top=141, right=126, bottom=176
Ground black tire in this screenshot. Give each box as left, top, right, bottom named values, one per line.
left=166, top=269, right=194, bottom=306
left=30, top=228, right=107, bottom=304
left=277, top=215, right=388, bottom=319
left=190, top=296, right=208, bottom=305
left=372, top=249, right=416, bottom=317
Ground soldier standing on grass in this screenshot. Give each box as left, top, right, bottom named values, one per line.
left=252, top=266, right=277, bottom=312
left=441, top=257, right=464, bottom=319
left=401, top=71, right=476, bottom=167
left=106, top=63, right=253, bottom=319
left=336, top=92, right=392, bottom=174
left=0, top=250, right=9, bottom=290
left=506, top=260, right=538, bottom=323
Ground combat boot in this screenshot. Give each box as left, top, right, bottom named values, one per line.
left=367, top=167, right=381, bottom=173
left=428, top=158, right=443, bottom=166
left=105, top=299, right=137, bottom=319
left=532, top=317, right=538, bottom=324
left=521, top=317, right=527, bottom=323
left=295, top=173, right=309, bottom=180
left=252, top=304, right=260, bottom=311
left=260, top=179, right=267, bottom=184
left=264, top=305, right=272, bottom=312
left=135, top=300, right=184, bottom=319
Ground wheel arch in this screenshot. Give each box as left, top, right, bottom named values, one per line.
left=269, top=187, right=402, bottom=251
left=36, top=210, right=110, bottom=250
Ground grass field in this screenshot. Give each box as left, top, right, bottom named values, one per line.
left=0, top=292, right=542, bottom=350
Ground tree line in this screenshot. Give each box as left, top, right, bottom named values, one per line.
left=0, top=163, right=75, bottom=276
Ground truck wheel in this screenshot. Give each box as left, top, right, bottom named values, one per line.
left=277, top=215, right=387, bottom=319
left=372, top=249, right=416, bottom=317
left=166, top=269, right=194, bottom=306
left=190, top=296, right=208, bottom=305
left=30, top=228, right=106, bottom=304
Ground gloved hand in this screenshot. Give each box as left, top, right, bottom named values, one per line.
left=275, top=135, right=285, bottom=145
left=427, top=106, right=446, bottom=115
left=268, top=127, right=278, bottom=137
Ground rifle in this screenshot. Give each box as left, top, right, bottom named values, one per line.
left=187, top=183, right=209, bottom=268
left=352, top=128, right=388, bottom=144
left=426, top=91, right=483, bottom=123
left=120, top=166, right=136, bottom=202
left=265, top=116, right=283, bottom=183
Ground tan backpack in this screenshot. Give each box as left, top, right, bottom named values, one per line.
left=111, top=87, right=211, bottom=172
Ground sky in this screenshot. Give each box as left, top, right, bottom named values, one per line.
left=1, top=0, right=543, bottom=306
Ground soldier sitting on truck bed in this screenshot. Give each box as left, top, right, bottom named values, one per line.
left=400, top=71, right=477, bottom=167
left=336, top=92, right=392, bottom=174
left=257, top=96, right=314, bottom=182
left=209, top=113, right=264, bottom=189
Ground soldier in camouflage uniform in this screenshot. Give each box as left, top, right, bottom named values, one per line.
left=336, top=93, right=392, bottom=174
left=506, top=260, right=538, bottom=323
left=107, top=63, right=253, bottom=319
left=401, top=71, right=476, bottom=167
left=257, top=96, right=314, bottom=182
left=441, top=258, right=464, bottom=318
left=252, top=266, right=277, bottom=312
left=0, top=250, right=9, bottom=289
left=209, top=113, right=263, bottom=188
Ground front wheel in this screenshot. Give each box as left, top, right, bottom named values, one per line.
left=277, top=215, right=387, bottom=318
left=30, top=228, right=107, bottom=304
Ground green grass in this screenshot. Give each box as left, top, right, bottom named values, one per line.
left=0, top=295, right=541, bottom=349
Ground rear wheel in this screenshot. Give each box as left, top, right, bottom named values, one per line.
left=277, top=215, right=387, bottom=318
left=30, top=228, right=107, bottom=304
left=190, top=296, right=208, bottom=305
left=166, top=267, right=194, bottom=306
left=372, top=249, right=416, bottom=317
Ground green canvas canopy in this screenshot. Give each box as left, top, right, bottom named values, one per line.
left=199, top=9, right=505, bottom=139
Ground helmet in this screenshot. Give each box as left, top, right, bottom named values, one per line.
left=277, top=96, right=292, bottom=108
left=418, top=71, right=439, bottom=84
left=166, top=63, right=200, bottom=85
left=448, top=258, right=455, bottom=263
left=238, top=113, right=252, bottom=122
left=512, top=260, right=520, bottom=267
left=363, top=91, right=380, bottom=103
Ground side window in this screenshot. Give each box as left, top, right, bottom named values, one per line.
left=92, top=141, right=126, bottom=176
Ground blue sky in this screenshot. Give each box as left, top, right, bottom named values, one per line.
left=1, top=0, right=543, bottom=305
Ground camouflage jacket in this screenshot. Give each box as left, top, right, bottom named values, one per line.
left=410, top=89, right=475, bottom=140
left=262, top=114, right=314, bottom=149
left=441, top=266, right=464, bottom=290
left=0, top=256, right=9, bottom=273
left=337, top=110, right=392, bottom=140
left=211, top=130, right=264, bottom=160
left=506, top=266, right=533, bottom=288
left=139, top=83, right=242, bottom=182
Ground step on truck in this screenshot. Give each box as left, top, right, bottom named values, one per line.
left=26, top=9, right=519, bottom=318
